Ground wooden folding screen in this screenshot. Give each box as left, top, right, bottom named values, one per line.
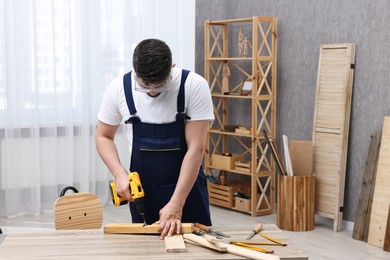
left=368, top=116, right=390, bottom=248
left=312, top=43, right=356, bottom=231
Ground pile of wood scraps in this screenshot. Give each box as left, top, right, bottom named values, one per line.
left=103, top=223, right=308, bottom=259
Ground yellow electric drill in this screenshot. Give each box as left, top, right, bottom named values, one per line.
left=110, top=172, right=146, bottom=224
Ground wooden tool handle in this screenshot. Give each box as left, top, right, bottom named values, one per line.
left=194, top=222, right=210, bottom=232
left=193, top=227, right=202, bottom=235
left=254, top=223, right=263, bottom=233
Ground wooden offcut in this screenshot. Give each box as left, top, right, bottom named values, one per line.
left=164, top=235, right=187, bottom=253
left=103, top=223, right=194, bottom=234
left=368, top=116, right=390, bottom=248
left=54, top=193, right=103, bottom=230
left=277, top=175, right=315, bottom=231
left=312, top=43, right=356, bottom=231
left=352, top=132, right=381, bottom=241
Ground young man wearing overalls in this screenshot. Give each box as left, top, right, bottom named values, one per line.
left=96, top=39, right=214, bottom=238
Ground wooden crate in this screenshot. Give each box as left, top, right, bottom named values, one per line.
left=235, top=197, right=251, bottom=212
left=207, top=182, right=238, bottom=208
left=211, top=154, right=244, bottom=170
left=235, top=161, right=251, bottom=173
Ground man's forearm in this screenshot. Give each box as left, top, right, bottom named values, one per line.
left=96, top=135, right=127, bottom=178
left=170, top=146, right=205, bottom=207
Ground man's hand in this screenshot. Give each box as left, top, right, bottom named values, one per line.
left=157, top=201, right=183, bottom=239
left=115, top=171, right=132, bottom=201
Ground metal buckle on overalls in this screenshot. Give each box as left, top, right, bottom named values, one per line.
left=177, top=113, right=191, bottom=121
left=125, top=116, right=140, bottom=124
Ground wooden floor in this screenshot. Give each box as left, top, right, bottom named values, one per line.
left=1, top=204, right=389, bottom=259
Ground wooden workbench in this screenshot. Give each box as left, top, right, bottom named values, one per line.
left=0, top=224, right=307, bottom=259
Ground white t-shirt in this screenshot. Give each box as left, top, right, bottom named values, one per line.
left=98, top=67, right=214, bottom=155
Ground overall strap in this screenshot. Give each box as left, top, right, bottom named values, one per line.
left=123, top=71, right=137, bottom=116
left=177, top=69, right=190, bottom=113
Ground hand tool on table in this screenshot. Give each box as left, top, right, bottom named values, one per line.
left=193, top=226, right=222, bottom=239
left=110, top=171, right=146, bottom=225
left=230, top=242, right=274, bottom=254
left=246, top=223, right=263, bottom=240
left=194, top=223, right=231, bottom=238
left=230, top=237, right=287, bottom=246
left=230, top=232, right=287, bottom=253
left=260, top=233, right=287, bottom=246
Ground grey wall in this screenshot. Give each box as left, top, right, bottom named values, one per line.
left=195, top=0, right=390, bottom=222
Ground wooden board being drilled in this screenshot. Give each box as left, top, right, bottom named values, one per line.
left=104, top=223, right=194, bottom=234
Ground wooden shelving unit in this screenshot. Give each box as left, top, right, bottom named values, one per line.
left=204, top=16, right=277, bottom=216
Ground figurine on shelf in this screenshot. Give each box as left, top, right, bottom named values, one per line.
left=241, top=36, right=252, bottom=57
left=222, top=61, right=231, bottom=94
left=238, top=26, right=243, bottom=56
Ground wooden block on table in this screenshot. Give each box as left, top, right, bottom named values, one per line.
left=104, top=223, right=194, bottom=234
left=165, top=234, right=187, bottom=253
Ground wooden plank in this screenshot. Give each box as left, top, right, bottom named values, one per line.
left=104, top=223, right=194, bottom=234
left=312, top=43, right=356, bottom=231
left=352, top=132, right=381, bottom=241
left=368, top=116, right=390, bottom=247
left=164, top=235, right=187, bottom=253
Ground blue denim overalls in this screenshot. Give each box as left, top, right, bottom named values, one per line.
left=123, top=70, right=212, bottom=225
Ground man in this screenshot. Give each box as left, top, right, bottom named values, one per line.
left=96, top=39, right=214, bottom=238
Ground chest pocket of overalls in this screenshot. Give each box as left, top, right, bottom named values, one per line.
left=139, top=137, right=181, bottom=151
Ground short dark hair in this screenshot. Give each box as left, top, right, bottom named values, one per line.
left=132, top=39, right=172, bottom=85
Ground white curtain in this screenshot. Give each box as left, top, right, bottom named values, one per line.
left=0, top=0, right=195, bottom=218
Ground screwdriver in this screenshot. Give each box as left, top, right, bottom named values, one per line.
left=246, top=223, right=263, bottom=240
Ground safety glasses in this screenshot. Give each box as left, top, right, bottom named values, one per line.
left=134, top=74, right=172, bottom=93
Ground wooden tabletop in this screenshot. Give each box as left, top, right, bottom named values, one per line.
left=0, top=224, right=307, bottom=259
